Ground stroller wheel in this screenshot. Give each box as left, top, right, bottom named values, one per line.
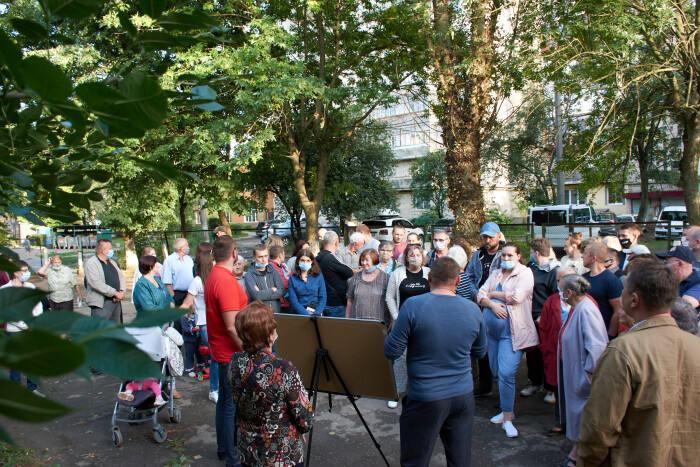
left=197, top=373, right=204, bottom=382
left=112, top=428, right=123, bottom=447
left=153, top=425, right=167, bottom=443
left=169, top=408, right=182, bottom=424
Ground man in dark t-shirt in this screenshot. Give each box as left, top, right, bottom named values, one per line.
left=316, top=231, right=354, bottom=317
left=582, top=242, right=623, bottom=334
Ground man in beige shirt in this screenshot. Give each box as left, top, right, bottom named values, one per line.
left=578, top=261, right=700, bottom=467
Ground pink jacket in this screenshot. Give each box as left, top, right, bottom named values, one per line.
left=477, top=262, right=539, bottom=351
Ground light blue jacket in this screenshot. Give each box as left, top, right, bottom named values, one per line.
left=288, top=273, right=327, bottom=315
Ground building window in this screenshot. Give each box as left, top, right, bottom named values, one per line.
left=565, top=189, right=582, bottom=205
left=606, top=187, right=624, bottom=205
left=411, top=194, right=431, bottom=210
left=244, top=210, right=258, bottom=223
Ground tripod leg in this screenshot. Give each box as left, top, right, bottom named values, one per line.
left=305, top=352, right=324, bottom=467
left=325, top=355, right=391, bottom=467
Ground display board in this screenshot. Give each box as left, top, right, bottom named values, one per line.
left=274, top=314, right=397, bottom=401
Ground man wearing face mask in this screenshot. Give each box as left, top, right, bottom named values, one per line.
left=427, top=229, right=450, bottom=267
left=162, top=238, right=194, bottom=307
left=85, top=239, right=126, bottom=323
left=657, top=246, right=700, bottom=310
left=618, top=223, right=644, bottom=270
left=244, top=244, right=284, bottom=313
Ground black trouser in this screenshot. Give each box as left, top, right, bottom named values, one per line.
left=525, top=346, right=544, bottom=387
left=400, top=393, right=475, bottom=467
left=49, top=299, right=74, bottom=311
left=477, top=355, right=492, bottom=390
left=172, top=290, right=188, bottom=333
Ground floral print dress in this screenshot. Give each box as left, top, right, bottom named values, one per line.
left=229, top=349, right=314, bottom=467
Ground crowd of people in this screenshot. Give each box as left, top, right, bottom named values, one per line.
left=4, top=220, right=700, bottom=467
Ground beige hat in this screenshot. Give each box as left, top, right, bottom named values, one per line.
left=601, top=236, right=622, bottom=251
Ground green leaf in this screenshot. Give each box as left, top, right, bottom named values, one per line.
left=157, top=11, right=218, bottom=32
left=68, top=316, right=137, bottom=345
left=10, top=19, right=49, bottom=41
left=32, top=311, right=84, bottom=334
left=117, top=72, right=167, bottom=129
left=139, top=0, right=166, bottom=20
left=190, top=85, right=217, bottom=100
left=0, top=424, right=11, bottom=444
left=0, top=257, right=19, bottom=274
left=0, top=30, right=24, bottom=82
left=136, top=31, right=196, bottom=51
left=195, top=102, right=224, bottom=112
left=83, top=169, right=112, bottom=182
left=129, top=157, right=182, bottom=182
left=0, top=246, right=19, bottom=263
left=117, top=11, right=138, bottom=36
left=84, top=337, right=162, bottom=379
left=0, top=288, right=45, bottom=324
left=49, top=34, right=76, bottom=45
left=21, top=56, right=72, bottom=102
left=125, top=308, right=187, bottom=327
left=0, top=329, right=85, bottom=376
left=0, top=380, right=71, bottom=422
left=40, top=0, right=105, bottom=20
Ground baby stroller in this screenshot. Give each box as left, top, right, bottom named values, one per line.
left=110, top=326, right=184, bottom=446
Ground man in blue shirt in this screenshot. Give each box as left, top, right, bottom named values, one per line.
left=162, top=237, right=194, bottom=306
left=385, top=257, right=487, bottom=467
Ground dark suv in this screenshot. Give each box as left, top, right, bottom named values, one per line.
left=255, top=219, right=283, bottom=237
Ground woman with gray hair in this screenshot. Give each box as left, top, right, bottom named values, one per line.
left=557, top=274, right=609, bottom=467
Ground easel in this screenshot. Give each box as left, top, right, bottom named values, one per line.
left=305, top=314, right=390, bottom=467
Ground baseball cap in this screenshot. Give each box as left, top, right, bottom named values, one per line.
left=656, top=245, right=695, bottom=264
left=621, top=244, right=650, bottom=255
left=480, top=222, right=501, bottom=237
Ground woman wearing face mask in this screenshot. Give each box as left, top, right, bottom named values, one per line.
left=1, top=260, right=45, bottom=397
left=38, top=255, right=82, bottom=311
left=229, top=301, right=314, bottom=467
left=287, top=249, right=326, bottom=315
left=477, top=243, right=538, bottom=438
left=537, top=266, right=577, bottom=436
left=132, top=255, right=175, bottom=313
left=346, top=249, right=390, bottom=321
left=385, top=244, right=431, bottom=409
left=556, top=274, right=608, bottom=467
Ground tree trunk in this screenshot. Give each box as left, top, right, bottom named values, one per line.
left=681, top=115, right=700, bottom=225
left=217, top=210, right=231, bottom=236
left=123, top=231, right=138, bottom=272
left=637, top=148, right=650, bottom=222
left=178, top=187, right=188, bottom=239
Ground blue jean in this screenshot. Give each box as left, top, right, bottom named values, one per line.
left=216, top=361, right=240, bottom=467
left=485, top=308, right=523, bottom=412
left=199, top=326, right=219, bottom=393
left=323, top=305, right=346, bottom=318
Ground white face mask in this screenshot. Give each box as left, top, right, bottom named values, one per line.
left=271, top=330, right=278, bottom=346
left=19, top=271, right=30, bottom=282
left=434, top=240, right=446, bottom=251
left=408, top=256, right=423, bottom=268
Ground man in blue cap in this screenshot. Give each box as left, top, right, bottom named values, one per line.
left=466, top=221, right=506, bottom=397
left=657, top=245, right=700, bottom=310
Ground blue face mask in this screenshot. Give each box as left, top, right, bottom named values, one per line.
left=365, top=265, right=378, bottom=273
left=52, top=265, right=62, bottom=271
left=19, top=271, right=30, bottom=282
left=501, top=260, right=516, bottom=270
left=530, top=254, right=537, bottom=264
left=255, top=261, right=268, bottom=269
left=299, top=262, right=312, bottom=272
left=107, top=249, right=114, bottom=259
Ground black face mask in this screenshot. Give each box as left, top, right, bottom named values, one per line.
left=619, top=238, right=632, bottom=249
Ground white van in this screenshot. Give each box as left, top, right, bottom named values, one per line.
left=654, top=206, right=687, bottom=240
left=527, top=204, right=600, bottom=247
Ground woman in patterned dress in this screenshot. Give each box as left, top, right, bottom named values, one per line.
left=230, top=301, right=314, bottom=467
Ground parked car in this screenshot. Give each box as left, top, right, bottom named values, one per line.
left=264, top=220, right=339, bottom=245
left=616, top=214, right=637, bottom=223
left=255, top=219, right=284, bottom=237
left=597, top=212, right=617, bottom=237
left=361, top=215, right=424, bottom=243
left=654, top=206, right=688, bottom=240
left=427, top=218, right=455, bottom=238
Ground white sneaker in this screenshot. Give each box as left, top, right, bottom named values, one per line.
left=187, top=371, right=196, bottom=378
left=520, top=384, right=542, bottom=397
left=502, top=420, right=518, bottom=438
left=387, top=400, right=398, bottom=409
left=153, top=395, right=166, bottom=406
left=209, top=390, right=219, bottom=403
left=489, top=412, right=515, bottom=424
left=544, top=391, right=556, bottom=404
left=32, top=389, right=46, bottom=398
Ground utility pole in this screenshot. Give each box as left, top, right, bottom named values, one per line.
left=555, top=90, right=565, bottom=204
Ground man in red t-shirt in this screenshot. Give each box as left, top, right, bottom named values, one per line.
left=205, top=235, right=246, bottom=466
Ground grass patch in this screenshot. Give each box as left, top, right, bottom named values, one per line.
left=0, top=441, right=43, bottom=466
left=165, top=454, right=193, bottom=467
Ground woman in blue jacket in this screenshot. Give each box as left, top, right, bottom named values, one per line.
left=288, top=249, right=327, bottom=315
left=132, top=255, right=175, bottom=313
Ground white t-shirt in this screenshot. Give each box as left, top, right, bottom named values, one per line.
left=187, top=276, right=207, bottom=326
